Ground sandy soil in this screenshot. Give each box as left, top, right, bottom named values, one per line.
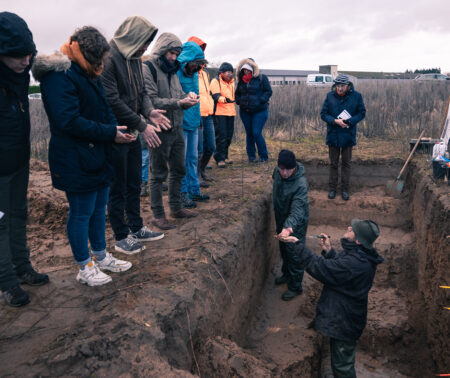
left=0, top=150, right=447, bottom=377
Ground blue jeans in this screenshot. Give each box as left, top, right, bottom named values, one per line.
left=198, top=116, right=216, bottom=157
left=142, top=148, right=149, bottom=183
left=182, top=128, right=200, bottom=195
left=66, top=186, right=109, bottom=265
left=240, top=109, right=269, bottom=161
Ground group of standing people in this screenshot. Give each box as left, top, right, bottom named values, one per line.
left=1, top=10, right=378, bottom=377
left=0, top=12, right=276, bottom=302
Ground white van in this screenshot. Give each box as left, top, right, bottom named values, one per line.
left=306, top=74, right=334, bottom=87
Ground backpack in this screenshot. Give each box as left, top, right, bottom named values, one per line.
left=143, top=60, right=157, bottom=82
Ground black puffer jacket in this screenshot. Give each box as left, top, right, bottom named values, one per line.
left=294, top=238, right=383, bottom=341
left=235, top=58, right=272, bottom=114
left=0, top=12, right=36, bottom=175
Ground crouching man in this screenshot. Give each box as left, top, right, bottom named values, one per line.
left=277, top=219, right=383, bottom=377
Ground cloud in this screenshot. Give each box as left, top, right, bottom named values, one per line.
left=4, top=0, right=450, bottom=73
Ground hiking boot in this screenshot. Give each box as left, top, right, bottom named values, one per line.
left=131, top=226, right=164, bottom=241
left=114, top=235, right=143, bottom=255
left=225, top=158, right=233, bottom=165
left=96, top=253, right=132, bottom=273
left=200, top=170, right=214, bottom=182
left=76, top=261, right=112, bottom=286
left=341, top=191, right=350, bottom=201
left=171, top=209, right=198, bottom=218
left=328, top=190, right=336, bottom=199
left=152, top=217, right=176, bottom=230
left=205, top=165, right=212, bottom=170
left=217, top=161, right=226, bottom=168
left=140, top=182, right=149, bottom=196
left=19, top=268, right=50, bottom=286
left=199, top=179, right=210, bottom=188
left=181, top=192, right=197, bottom=208
left=188, top=192, right=210, bottom=202
left=274, top=275, right=287, bottom=285
left=162, top=183, right=168, bottom=192
left=2, top=285, right=30, bottom=307
left=282, top=289, right=303, bottom=301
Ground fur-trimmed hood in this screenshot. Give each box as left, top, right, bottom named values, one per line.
left=31, top=53, right=71, bottom=82
left=236, top=58, right=260, bottom=82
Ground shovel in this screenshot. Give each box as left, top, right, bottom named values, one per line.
left=385, top=129, right=425, bottom=197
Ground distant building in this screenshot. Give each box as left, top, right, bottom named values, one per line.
left=319, top=65, right=338, bottom=76
left=261, top=65, right=339, bottom=86
left=260, top=69, right=319, bottom=86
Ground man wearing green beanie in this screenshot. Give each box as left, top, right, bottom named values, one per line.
left=277, top=219, right=383, bottom=377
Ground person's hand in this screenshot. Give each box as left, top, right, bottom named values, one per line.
left=279, top=227, right=293, bottom=238
left=275, top=234, right=299, bottom=243
left=218, top=96, right=227, bottom=104
left=149, top=109, right=171, bottom=131
left=142, top=124, right=162, bottom=148
left=187, top=92, right=199, bottom=100
left=115, top=126, right=136, bottom=144
left=334, top=119, right=347, bottom=128
left=319, top=233, right=332, bottom=252
left=179, top=96, right=200, bottom=109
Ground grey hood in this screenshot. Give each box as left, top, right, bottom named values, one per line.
left=149, top=32, right=182, bottom=59
left=113, top=16, right=158, bottom=59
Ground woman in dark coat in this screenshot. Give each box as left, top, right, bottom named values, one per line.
left=235, top=58, right=272, bottom=163
left=0, top=12, right=49, bottom=307
left=33, top=27, right=135, bottom=286
left=320, top=74, right=366, bottom=201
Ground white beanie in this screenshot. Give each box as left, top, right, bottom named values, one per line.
left=241, top=63, right=253, bottom=72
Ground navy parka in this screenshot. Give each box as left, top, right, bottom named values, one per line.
left=37, top=59, right=117, bottom=192
left=235, top=74, right=272, bottom=114
left=320, top=83, right=366, bottom=148
left=0, top=12, right=36, bottom=175
left=293, top=238, right=383, bottom=341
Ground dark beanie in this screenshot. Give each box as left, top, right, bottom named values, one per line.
left=219, top=62, right=233, bottom=73
left=277, top=150, right=296, bottom=169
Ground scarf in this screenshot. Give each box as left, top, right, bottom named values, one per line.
left=160, top=55, right=180, bottom=75
left=0, top=60, right=30, bottom=100
left=60, top=40, right=103, bottom=78
left=242, top=72, right=252, bottom=84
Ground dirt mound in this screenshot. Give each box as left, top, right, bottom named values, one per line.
left=0, top=155, right=447, bottom=376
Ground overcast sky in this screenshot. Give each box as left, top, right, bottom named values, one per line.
left=4, top=0, right=450, bottom=73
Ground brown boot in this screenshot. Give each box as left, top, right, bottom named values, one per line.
left=152, top=217, right=176, bottom=230
left=171, top=209, right=198, bottom=218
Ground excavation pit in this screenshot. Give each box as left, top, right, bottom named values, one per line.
left=0, top=157, right=448, bottom=377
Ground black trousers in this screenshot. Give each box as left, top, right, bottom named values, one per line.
left=0, top=164, right=32, bottom=290
left=329, top=146, right=352, bottom=192
left=107, top=140, right=143, bottom=241
left=330, top=338, right=357, bottom=377
left=279, top=240, right=304, bottom=292
left=149, top=129, right=185, bottom=218
left=213, top=115, right=235, bottom=163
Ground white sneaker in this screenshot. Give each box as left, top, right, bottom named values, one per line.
left=96, top=253, right=132, bottom=273
left=76, top=261, right=112, bottom=286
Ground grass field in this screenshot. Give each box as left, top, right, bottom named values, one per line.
left=30, top=79, right=449, bottom=161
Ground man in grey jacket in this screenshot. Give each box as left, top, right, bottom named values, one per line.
left=143, top=32, right=199, bottom=230
left=102, top=16, right=169, bottom=253
left=272, top=150, right=309, bottom=300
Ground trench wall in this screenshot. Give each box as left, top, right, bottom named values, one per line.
left=406, top=162, right=450, bottom=372
left=156, top=191, right=277, bottom=372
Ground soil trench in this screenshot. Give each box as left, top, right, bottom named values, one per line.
left=0, top=158, right=448, bottom=377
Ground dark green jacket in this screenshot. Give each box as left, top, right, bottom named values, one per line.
left=272, top=162, right=309, bottom=241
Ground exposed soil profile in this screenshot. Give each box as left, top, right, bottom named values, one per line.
left=0, top=155, right=448, bottom=377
